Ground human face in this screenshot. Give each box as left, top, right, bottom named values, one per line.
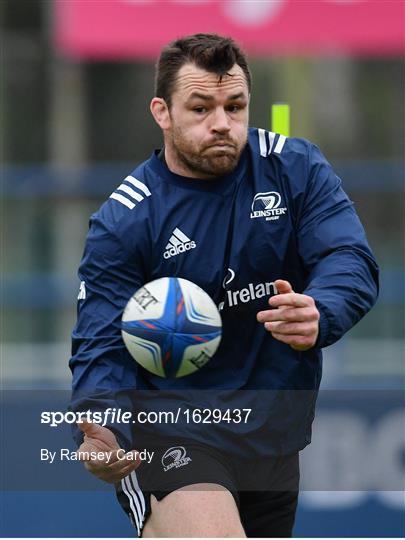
left=160, top=63, right=249, bottom=179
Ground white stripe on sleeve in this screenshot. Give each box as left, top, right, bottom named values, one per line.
left=125, top=176, right=152, bottom=197
left=117, top=183, right=144, bottom=202
left=109, top=192, right=135, bottom=209
left=258, top=129, right=267, bottom=157
left=273, top=134, right=287, bottom=154
left=267, top=131, right=276, bottom=155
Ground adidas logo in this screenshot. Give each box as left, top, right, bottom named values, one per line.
left=164, top=228, right=196, bottom=259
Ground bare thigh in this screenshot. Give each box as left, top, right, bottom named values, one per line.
left=142, top=483, right=246, bottom=538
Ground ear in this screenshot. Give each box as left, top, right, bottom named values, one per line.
left=150, top=98, right=171, bottom=130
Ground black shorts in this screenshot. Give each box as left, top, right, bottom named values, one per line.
left=115, top=440, right=299, bottom=537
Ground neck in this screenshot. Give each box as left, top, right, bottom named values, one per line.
left=163, top=143, right=216, bottom=180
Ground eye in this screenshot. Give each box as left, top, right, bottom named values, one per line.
left=227, top=104, right=241, bottom=113
left=193, top=106, right=206, bottom=114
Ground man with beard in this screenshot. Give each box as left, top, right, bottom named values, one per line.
left=70, top=34, right=378, bottom=537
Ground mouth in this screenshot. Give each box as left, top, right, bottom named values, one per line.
left=208, top=141, right=235, bottom=147
left=205, top=143, right=236, bottom=152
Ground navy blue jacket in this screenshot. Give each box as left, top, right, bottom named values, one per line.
left=70, top=128, right=378, bottom=456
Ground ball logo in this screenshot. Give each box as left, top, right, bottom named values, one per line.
left=161, top=446, right=192, bottom=472
left=132, top=286, right=159, bottom=310
left=250, top=191, right=287, bottom=221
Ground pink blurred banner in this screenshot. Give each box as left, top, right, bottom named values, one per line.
left=54, top=0, right=405, bottom=59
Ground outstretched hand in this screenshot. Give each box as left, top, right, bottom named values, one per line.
left=257, top=279, right=319, bottom=351
left=77, top=420, right=141, bottom=484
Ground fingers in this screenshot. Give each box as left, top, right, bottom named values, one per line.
left=256, top=283, right=320, bottom=351
left=103, top=452, right=142, bottom=482
left=77, top=419, right=99, bottom=435
left=270, top=332, right=318, bottom=351
left=274, top=279, right=293, bottom=294
left=257, top=307, right=315, bottom=323
left=84, top=462, right=138, bottom=484
left=78, top=420, right=111, bottom=439
left=82, top=449, right=142, bottom=484
left=264, top=321, right=317, bottom=336
left=77, top=422, right=142, bottom=483
left=269, top=292, right=311, bottom=308
left=264, top=316, right=319, bottom=350
left=77, top=421, right=120, bottom=451
left=77, top=439, right=120, bottom=465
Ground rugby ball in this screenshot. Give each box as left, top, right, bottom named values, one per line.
left=121, top=277, right=222, bottom=378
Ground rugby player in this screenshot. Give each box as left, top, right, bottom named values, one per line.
left=70, top=33, right=378, bottom=537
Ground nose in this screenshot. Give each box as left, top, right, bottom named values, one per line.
left=211, top=107, right=231, bottom=134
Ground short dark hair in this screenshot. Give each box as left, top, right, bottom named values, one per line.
left=155, top=33, right=252, bottom=108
